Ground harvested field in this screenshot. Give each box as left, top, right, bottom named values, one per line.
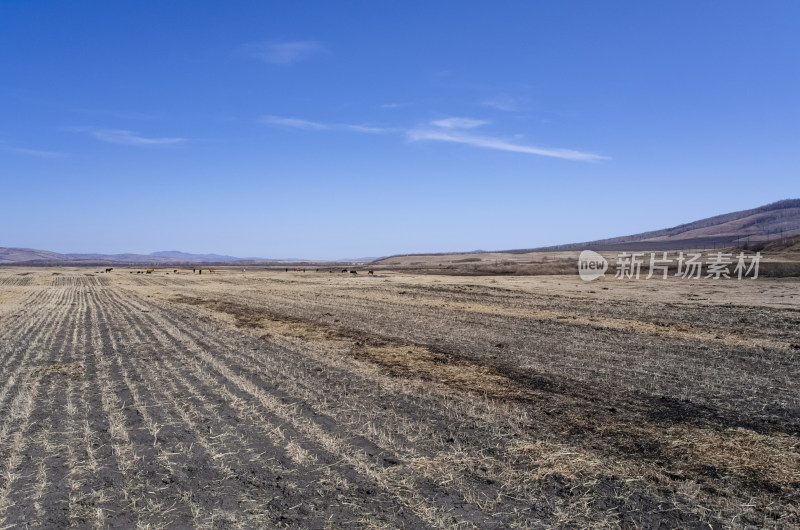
left=0, top=266, right=798, bottom=528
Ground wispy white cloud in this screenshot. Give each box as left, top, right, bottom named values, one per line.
left=261, top=116, right=397, bottom=134
left=430, top=117, right=488, bottom=130
left=2, top=145, right=65, bottom=158
left=481, top=93, right=520, bottom=112
left=68, top=127, right=186, bottom=145
left=72, top=108, right=154, bottom=120
left=244, top=41, right=326, bottom=65
left=380, top=102, right=412, bottom=109
left=341, top=124, right=398, bottom=134
left=408, top=127, right=607, bottom=162
left=261, top=115, right=607, bottom=161
left=261, top=116, right=330, bottom=130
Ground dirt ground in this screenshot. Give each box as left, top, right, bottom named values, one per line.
left=0, top=266, right=798, bottom=528
left=373, top=242, right=800, bottom=277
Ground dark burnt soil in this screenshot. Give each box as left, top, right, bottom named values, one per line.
left=174, top=293, right=800, bottom=436
left=171, top=294, right=799, bottom=528
left=0, top=274, right=797, bottom=528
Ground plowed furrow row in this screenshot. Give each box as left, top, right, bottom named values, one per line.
left=1, top=287, right=88, bottom=526
left=102, top=288, right=417, bottom=527
left=0, top=288, right=79, bottom=524
left=0, top=287, right=76, bottom=450
left=0, top=284, right=69, bottom=347
left=66, top=287, right=124, bottom=527
left=111, top=352, right=208, bottom=525
left=3, top=382, right=68, bottom=524
left=114, top=291, right=488, bottom=528
left=199, top=342, right=530, bottom=520
left=153, top=288, right=732, bottom=527
left=95, top=291, right=238, bottom=526
left=0, top=284, right=48, bottom=327
left=164, top=356, right=413, bottom=527
left=166, top=308, right=521, bottom=525
left=109, top=286, right=399, bottom=526
left=3, top=270, right=793, bottom=528
left=96, top=289, right=273, bottom=526
left=200, top=291, right=778, bottom=525
left=156, top=298, right=519, bottom=517
left=150, top=296, right=547, bottom=521
left=87, top=287, right=182, bottom=527
left=72, top=294, right=122, bottom=527
left=211, top=287, right=798, bottom=432
left=0, top=286, right=69, bottom=393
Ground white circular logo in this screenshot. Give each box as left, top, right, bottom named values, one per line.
left=578, top=250, right=608, bottom=281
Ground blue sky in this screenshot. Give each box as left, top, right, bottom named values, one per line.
left=2, top=1, right=798, bottom=259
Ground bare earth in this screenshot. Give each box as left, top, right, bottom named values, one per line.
left=0, top=267, right=798, bottom=528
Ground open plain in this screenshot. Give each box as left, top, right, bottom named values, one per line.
left=0, top=266, right=798, bottom=528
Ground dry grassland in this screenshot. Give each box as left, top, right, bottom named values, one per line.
left=0, top=267, right=797, bottom=528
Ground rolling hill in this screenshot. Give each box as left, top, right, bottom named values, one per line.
left=374, top=199, right=800, bottom=265
left=3, top=199, right=798, bottom=265
left=0, top=247, right=69, bottom=264
left=527, top=199, right=800, bottom=252
left=0, top=249, right=264, bottom=265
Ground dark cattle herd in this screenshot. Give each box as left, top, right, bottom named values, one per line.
left=102, top=267, right=378, bottom=276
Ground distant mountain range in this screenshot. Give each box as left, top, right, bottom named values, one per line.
left=0, top=248, right=68, bottom=263
left=523, top=198, right=800, bottom=252
left=149, top=250, right=247, bottom=261
left=3, top=199, right=798, bottom=264
left=373, top=199, right=800, bottom=261
left=0, top=248, right=376, bottom=265
left=0, top=249, right=265, bottom=265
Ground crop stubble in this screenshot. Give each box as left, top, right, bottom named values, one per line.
left=0, top=268, right=797, bottom=528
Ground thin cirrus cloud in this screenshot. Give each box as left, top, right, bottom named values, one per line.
left=261, top=115, right=607, bottom=162
left=261, top=116, right=330, bottom=130
left=72, top=108, right=155, bottom=120
left=2, top=145, right=65, bottom=158
left=244, top=41, right=326, bottom=65
left=481, top=94, right=521, bottom=112
left=406, top=128, right=608, bottom=162
left=68, top=127, right=186, bottom=146
left=260, top=115, right=397, bottom=134
left=380, top=102, right=413, bottom=109
left=430, top=117, right=488, bottom=129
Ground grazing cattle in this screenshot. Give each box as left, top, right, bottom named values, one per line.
left=342, top=269, right=348, bottom=273
left=350, top=270, right=358, bottom=275
left=146, top=269, right=154, bottom=274
left=174, top=269, right=178, bottom=273
left=368, top=270, right=374, bottom=275
left=209, top=268, right=216, bottom=273
left=105, top=268, right=113, bottom=273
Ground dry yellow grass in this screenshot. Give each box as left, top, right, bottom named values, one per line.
left=0, top=266, right=797, bottom=528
